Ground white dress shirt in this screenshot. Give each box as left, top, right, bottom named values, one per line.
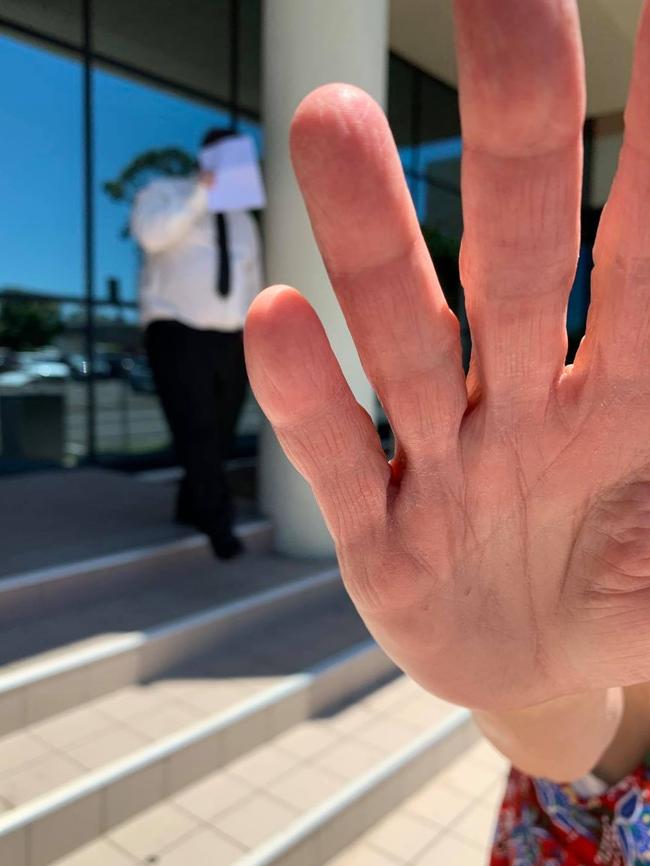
left=131, top=176, right=263, bottom=331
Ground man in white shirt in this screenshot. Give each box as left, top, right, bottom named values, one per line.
left=131, top=128, right=263, bottom=559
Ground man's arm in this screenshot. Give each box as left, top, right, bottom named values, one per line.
left=131, top=178, right=209, bottom=253
left=474, top=688, right=623, bottom=783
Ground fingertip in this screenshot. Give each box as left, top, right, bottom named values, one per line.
left=245, top=285, right=313, bottom=342
left=290, top=83, right=389, bottom=172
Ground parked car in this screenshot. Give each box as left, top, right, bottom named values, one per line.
left=14, top=349, right=70, bottom=383
left=25, top=360, right=70, bottom=382
left=123, top=357, right=156, bottom=394
left=66, top=353, right=112, bottom=380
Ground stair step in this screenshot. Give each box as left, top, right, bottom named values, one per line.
left=48, top=677, right=479, bottom=866
left=0, top=560, right=339, bottom=735
left=0, top=516, right=273, bottom=628
left=322, top=739, right=508, bottom=866
left=0, top=593, right=393, bottom=866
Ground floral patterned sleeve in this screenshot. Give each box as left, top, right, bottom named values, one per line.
left=490, top=757, right=650, bottom=865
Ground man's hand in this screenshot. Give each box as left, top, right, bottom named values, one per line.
left=244, top=0, right=650, bottom=713
left=199, top=170, right=215, bottom=188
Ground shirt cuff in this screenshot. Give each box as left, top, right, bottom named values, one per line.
left=188, top=181, right=209, bottom=215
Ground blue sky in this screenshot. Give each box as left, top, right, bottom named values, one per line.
left=0, top=33, right=248, bottom=306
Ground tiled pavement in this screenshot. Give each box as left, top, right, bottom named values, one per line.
left=0, top=591, right=368, bottom=810
left=48, top=678, right=508, bottom=866
left=324, top=739, right=508, bottom=866
left=1, top=547, right=335, bottom=668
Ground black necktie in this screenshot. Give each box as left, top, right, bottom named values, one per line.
left=215, top=212, right=230, bottom=297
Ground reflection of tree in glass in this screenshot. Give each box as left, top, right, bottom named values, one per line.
left=0, top=295, right=62, bottom=350
left=103, top=147, right=196, bottom=237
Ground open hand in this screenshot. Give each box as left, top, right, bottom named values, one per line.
left=245, top=0, right=650, bottom=712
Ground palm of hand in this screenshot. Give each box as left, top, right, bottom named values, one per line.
left=246, top=0, right=650, bottom=712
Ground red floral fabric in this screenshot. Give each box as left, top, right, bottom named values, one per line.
left=490, top=760, right=650, bottom=865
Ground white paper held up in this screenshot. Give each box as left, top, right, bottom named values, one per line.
left=199, top=134, right=266, bottom=213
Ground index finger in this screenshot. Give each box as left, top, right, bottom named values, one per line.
left=291, top=85, right=467, bottom=468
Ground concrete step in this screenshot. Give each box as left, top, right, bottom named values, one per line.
left=0, top=516, right=273, bottom=628
left=46, top=677, right=482, bottom=866
left=321, top=739, right=509, bottom=866
left=0, top=589, right=392, bottom=866
left=0, top=556, right=339, bottom=735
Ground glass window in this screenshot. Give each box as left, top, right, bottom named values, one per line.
left=423, top=143, right=462, bottom=191
left=93, top=67, right=234, bottom=460
left=416, top=74, right=461, bottom=178
left=237, top=0, right=261, bottom=114
left=0, top=33, right=84, bottom=300
left=92, top=305, right=169, bottom=459
left=94, top=66, right=233, bottom=306
left=388, top=54, right=415, bottom=172
left=93, top=0, right=231, bottom=103
left=416, top=179, right=463, bottom=241
left=0, top=298, right=88, bottom=469
left=0, top=0, right=82, bottom=46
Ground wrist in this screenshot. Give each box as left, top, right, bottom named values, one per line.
left=474, top=687, right=624, bottom=782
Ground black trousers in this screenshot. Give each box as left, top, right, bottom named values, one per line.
left=145, top=320, right=248, bottom=539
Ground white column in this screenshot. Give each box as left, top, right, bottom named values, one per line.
left=260, top=0, right=389, bottom=557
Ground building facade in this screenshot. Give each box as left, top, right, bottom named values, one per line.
left=0, top=0, right=464, bottom=480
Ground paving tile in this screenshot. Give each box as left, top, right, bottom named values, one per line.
left=414, top=831, right=488, bottom=865
left=364, top=677, right=417, bottom=712
left=66, top=725, right=149, bottom=770
left=31, top=793, right=102, bottom=866
left=85, top=652, right=139, bottom=701
left=156, top=827, right=243, bottom=866
left=25, top=667, right=88, bottom=724
left=125, top=702, right=200, bottom=740
left=388, top=695, right=454, bottom=731
left=105, top=762, right=166, bottom=830
left=176, top=681, right=254, bottom=713
left=108, top=802, right=198, bottom=861
left=0, top=688, right=24, bottom=737
left=275, top=720, right=339, bottom=759
left=93, top=686, right=168, bottom=722
left=228, top=741, right=301, bottom=787
left=30, top=704, right=114, bottom=750
left=452, top=799, right=500, bottom=847
left=0, top=827, right=27, bottom=866
left=366, top=812, right=441, bottom=862
left=0, top=730, right=48, bottom=776
left=464, top=739, right=511, bottom=771
left=0, top=752, right=84, bottom=805
left=315, top=738, right=385, bottom=780
left=405, top=778, right=474, bottom=827
left=214, top=791, right=297, bottom=848
left=481, top=778, right=508, bottom=812
left=327, top=702, right=376, bottom=735
left=325, top=842, right=403, bottom=866
left=437, top=752, right=505, bottom=798
left=173, top=771, right=252, bottom=821
left=165, top=731, right=222, bottom=794
left=354, top=717, right=420, bottom=753
left=51, top=838, right=136, bottom=865
left=267, top=763, right=345, bottom=811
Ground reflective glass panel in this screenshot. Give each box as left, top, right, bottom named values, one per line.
left=1, top=0, right=82, bottom=46
left=93, top=0, right=231, bottom=103
left=0, top=33, right=83, bottom=300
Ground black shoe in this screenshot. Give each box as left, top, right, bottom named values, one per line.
left=209, top=533, right=244, bottom=560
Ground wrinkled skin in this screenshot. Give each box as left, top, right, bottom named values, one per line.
left=244, top=0, right=650, bottom=712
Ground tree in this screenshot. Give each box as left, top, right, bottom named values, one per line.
left=0, top=297, right=62, bottom=350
